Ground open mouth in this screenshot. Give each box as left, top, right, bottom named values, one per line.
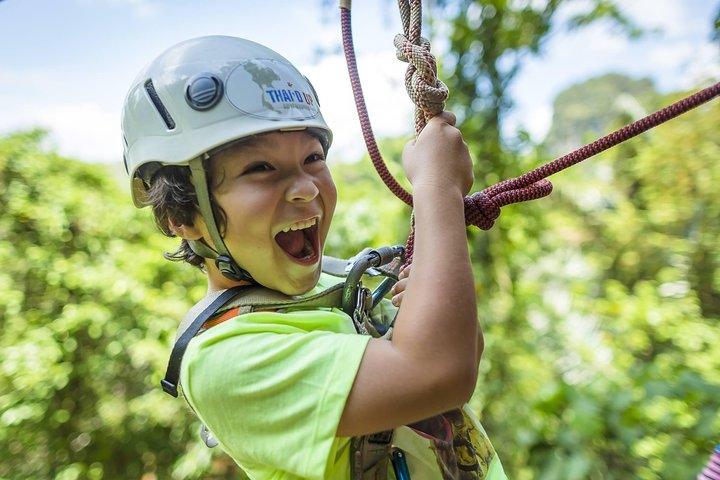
left=274, top=220, right=320, bottom=265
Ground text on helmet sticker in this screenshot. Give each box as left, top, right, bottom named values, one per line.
left=225, top=58, right=320, bottom=120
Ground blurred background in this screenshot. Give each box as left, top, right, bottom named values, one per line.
left=1, top=0, right=718, bottom=478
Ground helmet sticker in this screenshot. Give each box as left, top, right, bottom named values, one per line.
left=225, top=58, right=320, bottom=120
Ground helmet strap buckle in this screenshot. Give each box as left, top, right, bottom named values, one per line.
left=215, top=255, right=253, bottom=283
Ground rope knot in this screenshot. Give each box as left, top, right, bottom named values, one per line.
left=464, top=192, right=501, bottom=230
left=393, top=32, right=448, bottom=131
left=393, top=33, right=430, bottom=63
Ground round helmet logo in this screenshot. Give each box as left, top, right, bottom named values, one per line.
left=186, top=73, right=223, bottom=111
left=225, top=58, right=320, bottom=120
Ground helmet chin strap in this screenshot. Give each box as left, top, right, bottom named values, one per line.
left=188, top=156, right=255, bottom=283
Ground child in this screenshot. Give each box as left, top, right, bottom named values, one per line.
left=122, top=35, right=506, bottom=479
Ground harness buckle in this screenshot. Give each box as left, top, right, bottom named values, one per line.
left=160, top=379, right=178, bottom=397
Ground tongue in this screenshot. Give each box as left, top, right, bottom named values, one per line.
left=275, top=229, right=305, bottom=257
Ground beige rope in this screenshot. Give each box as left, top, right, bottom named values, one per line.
left=393, top=0, right=448, bottom=134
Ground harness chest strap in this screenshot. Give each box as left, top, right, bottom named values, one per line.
left=161, top=287, right=246, bottom=397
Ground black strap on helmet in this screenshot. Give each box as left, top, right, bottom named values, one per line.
left=161, top=286, right=247, bottom=397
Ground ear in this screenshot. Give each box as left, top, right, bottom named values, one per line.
left=168, top=218, right=204, bottom=241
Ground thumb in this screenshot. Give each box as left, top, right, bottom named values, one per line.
left=427, top=110, right=456, bottom=127
left=438, top=111, right=456, bottom=126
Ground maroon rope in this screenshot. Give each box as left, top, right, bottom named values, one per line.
left=340, top=6, right=720, bottom=263
left=698, top=446, right=720, bottom=479
left=340, top=8, right=413, bottom=207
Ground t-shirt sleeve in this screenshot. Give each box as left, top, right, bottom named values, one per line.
left=180, top=316, right=371, bottom=479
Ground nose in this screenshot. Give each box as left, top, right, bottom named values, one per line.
left=285, top=172, right=319, bottom=203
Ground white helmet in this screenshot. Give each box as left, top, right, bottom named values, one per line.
left=121, top=35, right=332, bottom=281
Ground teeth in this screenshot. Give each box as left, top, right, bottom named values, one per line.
left=281, top=217, right=317, bottom=233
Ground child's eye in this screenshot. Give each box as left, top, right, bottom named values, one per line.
left=243, top=162, right=273, bottom=174
left=305, top=153, right=326, bottom=164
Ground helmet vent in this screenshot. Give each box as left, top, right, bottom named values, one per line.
left=122, top=135, right=129, bottom=174
left=186, top=74, right=223, bottom=111
left=144, top=79, right=176, bottom=130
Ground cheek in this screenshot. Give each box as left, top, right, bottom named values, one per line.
left=321, top=174, right=338, bottom=212
left=217, top=186, right=276, bottom=237
left=321, top=178, right=337, bottom=243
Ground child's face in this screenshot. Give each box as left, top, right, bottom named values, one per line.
left=203, top=131, right=336, bottom=295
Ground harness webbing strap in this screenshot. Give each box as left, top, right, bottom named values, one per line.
left=202, top=307, right=242, bottom=330
left=161, top=286, right=247, bottom=397
left=163, top=250, right=400, bottom=474
left=163, top=280, right=352, bottom=398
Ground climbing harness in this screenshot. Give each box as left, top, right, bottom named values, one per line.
left=340, top=1, right=720, bottom=476
left=166, top=244, right=498, bottom=479
left=164, top=243, right=498, bottom=479
left=162, top=247, right=407, bottom=478
left=161, top=246, right=403, bottom=399
left=339, top=0, right=720, bottom=265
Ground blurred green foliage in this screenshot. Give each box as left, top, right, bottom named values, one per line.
left=0, top=130, right=240, bottom=479
left=428, top=1, right=719, bottom=477
left=1, top=1, right=718, bottom=477
left=1, top=82, right=717, bottom=479
left=469, top=88, right=720, bottom=480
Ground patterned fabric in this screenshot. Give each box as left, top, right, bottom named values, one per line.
left=406, top=409, right=495, bottom=479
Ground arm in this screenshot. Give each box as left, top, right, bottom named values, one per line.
left=337, top=112, right=479, bottom=437
left=390, top=264, right=484, bottom=369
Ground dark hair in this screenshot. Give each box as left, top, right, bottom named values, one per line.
left=145, top=157, right=226, bottom=269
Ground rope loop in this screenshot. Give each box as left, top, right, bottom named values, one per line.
left=464, top=179, right=554, bottom=230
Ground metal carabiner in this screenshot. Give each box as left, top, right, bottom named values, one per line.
left=341, top=245, right=405, bottom=318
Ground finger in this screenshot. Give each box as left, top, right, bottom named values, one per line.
left=391, top=292, right=404, bottom=306
left=390, top=278, right=408, bottom=295
left=399, top=266, right=411, bottom=280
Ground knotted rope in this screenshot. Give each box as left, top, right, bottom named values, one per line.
left=393, top=0, right=448, bottom=134
left=340, top=0, right=720, bottom=265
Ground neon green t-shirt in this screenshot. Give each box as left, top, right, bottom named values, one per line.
left=180, top=274, right=506, bottom=479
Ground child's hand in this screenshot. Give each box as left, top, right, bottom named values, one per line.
left=401, top=111, right=474, bottom=196
left=389, top=264, right=411, bottom=307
